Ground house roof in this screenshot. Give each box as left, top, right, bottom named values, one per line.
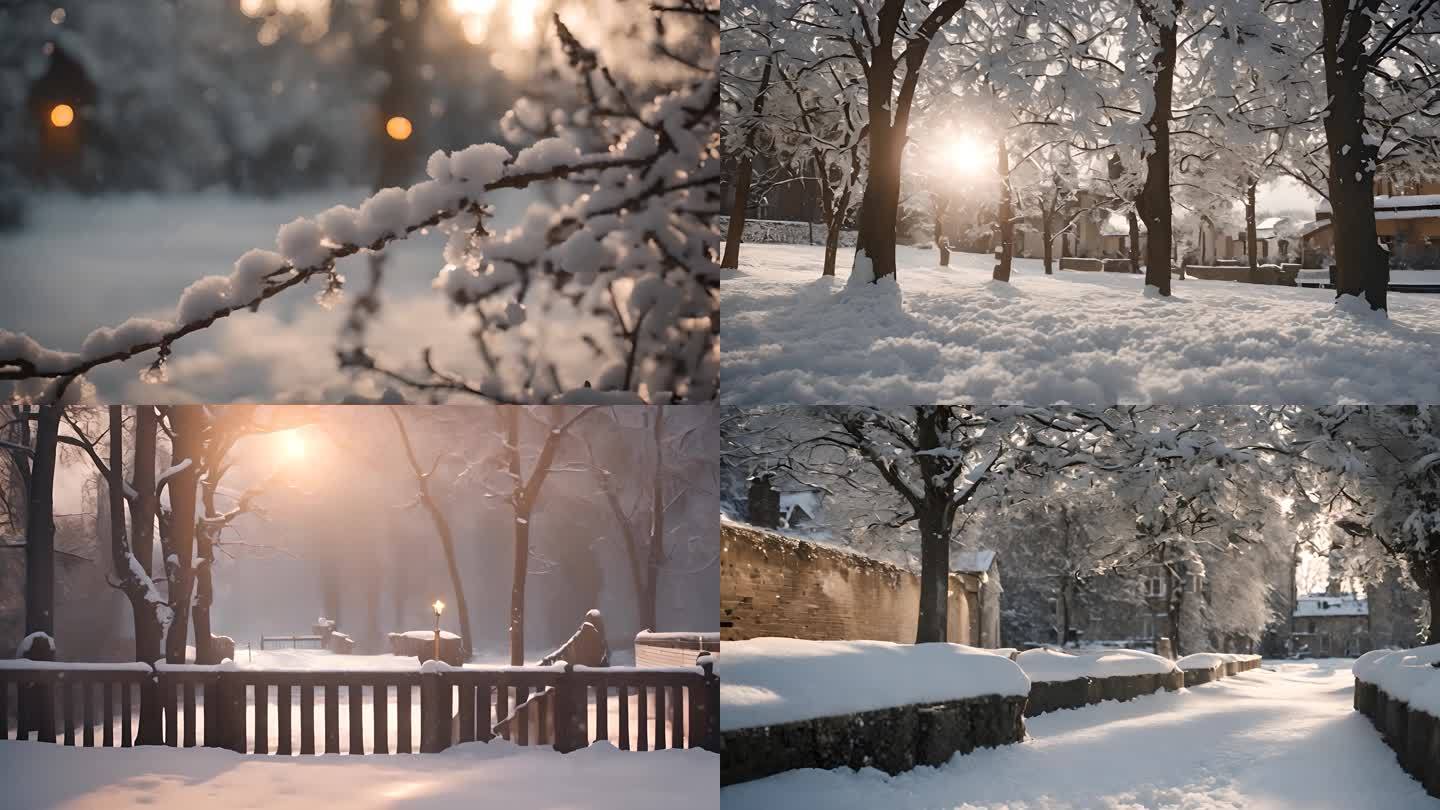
left=1294, top=594, right=1368, bottom=618
left=1315, top=194, right=1440, bottom=214
left=952, top=549, right=997, bottom=574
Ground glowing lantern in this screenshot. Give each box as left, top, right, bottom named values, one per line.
left=49, top=103, right=74, bottom=128
left=385, top=115, right=413, bottom=141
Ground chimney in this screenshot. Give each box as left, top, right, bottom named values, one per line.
left=747, top=472, right=781, bottom=529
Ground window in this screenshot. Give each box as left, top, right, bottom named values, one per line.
left=1145, top=574, right=1165, bottom=598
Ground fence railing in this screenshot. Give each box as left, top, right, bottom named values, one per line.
left=0, top=658, right=719, bottom=756
left=259, top=635, right=325, bottom=650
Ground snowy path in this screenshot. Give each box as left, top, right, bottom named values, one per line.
left=721, top=659, right=1440, bottom=809
left=0, top=739, right=718, bottom=810
left=721, top=243, right=1440, bottom=404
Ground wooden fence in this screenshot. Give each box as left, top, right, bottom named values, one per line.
left=0, top=659, right=719, bottom=756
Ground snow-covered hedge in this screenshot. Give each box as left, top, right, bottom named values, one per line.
left=718, top=216, right=857, bottom=248
left=1353, top=646, right=1440, bottom=796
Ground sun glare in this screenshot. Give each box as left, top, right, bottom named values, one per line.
left=280, top=431, right=306, bottom=461
left=451, top=0, right=540, bottom=47
left=946, top=135, right=991, bottom=178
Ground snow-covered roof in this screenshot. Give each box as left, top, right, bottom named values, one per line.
left=952, top=549, right=997, bottom=573
left=1315, top=193, right=1440, bottom=214
left=778, top=490, right=822, bottom=518
left=1294, top=595, right=1368, bottom=618
left=1256, top=216, right=1288, bottom=231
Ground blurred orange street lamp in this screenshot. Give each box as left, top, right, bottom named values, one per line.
left=49, top=103, right=74, bottom=128
left=432, top=599, right=445, bottom=662
left=386, top=115, right=413, bottom=141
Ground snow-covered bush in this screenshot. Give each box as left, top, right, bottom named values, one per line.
left=1, top=2, right=719, bottom=403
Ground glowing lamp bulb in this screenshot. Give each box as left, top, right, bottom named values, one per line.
left=50, top=104, right=74, bottom=128
left=385, top=115, right=413, bottom=141
left=432, top=600, right=445, bottom=616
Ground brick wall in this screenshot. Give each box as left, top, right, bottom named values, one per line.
left=720, top=523, right=979, bottom=645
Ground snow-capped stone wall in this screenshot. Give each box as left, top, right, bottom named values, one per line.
left=718, top=216, right=858, bottom=248
left=719, top=637, right=1028, bottom=785
left=1353, top=646, right=1440, bottom=797
left=720, top=522, right=983, bottom=646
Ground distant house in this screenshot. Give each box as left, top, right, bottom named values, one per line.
left=1097, top=210, right=1146, bottom=259
left=1292, top=594, right=1370, bottom=658
left=952, top=550, right=1002, bottom=648
left=777, top=489, right=823, bottom=530
left=1301, top=180, right=1440, bottom=269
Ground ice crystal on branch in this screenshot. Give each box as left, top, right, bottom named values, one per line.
left=0, top=1, right=720, bottom=404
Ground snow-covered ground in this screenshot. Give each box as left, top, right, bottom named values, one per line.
left=721, top=243, right=1440, bottom=404
left=721, top=659, right=1440, bottom=809
left=0, top=191, right=529, bottom=402
left=0, top=739, right=717, bottom=810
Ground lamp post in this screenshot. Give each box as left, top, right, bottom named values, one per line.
left=432, top=600, right=445, bottom=662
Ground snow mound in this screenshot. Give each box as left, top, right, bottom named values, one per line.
left=1354, top=645, right=1440, bottom=717
left=722, top=243, right=1440, bottom=404
left=1016, top=647, right=1177, bottom=683
left=719, top=637, right=1030, bottom=732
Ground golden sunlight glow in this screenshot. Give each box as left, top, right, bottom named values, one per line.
left=385, top=115, right=414, bottom=141
left=280, top=431, right=306, bottom=461
left=49, top=103, right=74, bottom=128
left=945, top=135, right=990, bottom=178
left=451, top=0, right=541, bottom=48
left=433, top=599, right=446, bottom=615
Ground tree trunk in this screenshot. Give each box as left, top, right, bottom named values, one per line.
left=127, top=406, right=163, bottom=744
left=934, top=197, right=951, bottom=266
left=913, top=410, right=951, bottom=644
left=854, top=127, right=904, bottom=283
left=643, top=409, right=665, bottom=632
left=993, top=137, right=1014, bottom=282
left=1136, top=0, right=1178, bottom=296
left=721, top=59, right=772, bottom=270
left=163, top=407, right=203, bottom=665
left=387, top=408, right=474, bottom=660
left=1320, top=0, right=1387, bottom=310
left=24, top=405, right=60, bottom=658
left=507, top=409, right=530, bottom=666
left=1420, top=558, right=1440, bottom=645
left=823, top=219, right=842, bottom=277
left=1042, top=210, right=1055, bottom=275
left=1127, top=211, right=1141, bottom=274
left=1242, top=180, right=1258, bottom=282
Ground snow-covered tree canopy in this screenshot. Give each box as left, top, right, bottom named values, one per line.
left=1, top=1, right=720, bottom=404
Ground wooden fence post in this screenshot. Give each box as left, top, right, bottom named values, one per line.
left=552, top=664, right=580, bottom=754
left=420, top=671, right=453, bottom=753
left=218, top=673, right=246, bottom=753
left=700, top=656, right=720, bottom=753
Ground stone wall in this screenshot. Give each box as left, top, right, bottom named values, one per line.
left=1355, top=679, right=1440, bottom=797
left=720, top=523, right=979, bottom=645
left=1026, top=657, right=1261, bottom=717
left=717, top=216, right=857, bottom=248
left=1183, top=264, right=1299, bottom=286
left=721, top=694, right=1027, bottom=786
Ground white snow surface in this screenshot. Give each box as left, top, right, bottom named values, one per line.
left=1354, top=645, right=1440, bottom=717
left=1015, top=648, right=1177, bottom=683
left=722, top=659, right=1440, bottom=809
left=1294, top=594, right=1368, bottom=617
left=1176, top=652, right=1261, bottom=671
left=721, top=243, right=1440, bottom=404
left=0, top=739, right=717, bottom=810
left=396, top=630, right=462, bottom=641
left=719, top=637, right=1030, bottom=732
